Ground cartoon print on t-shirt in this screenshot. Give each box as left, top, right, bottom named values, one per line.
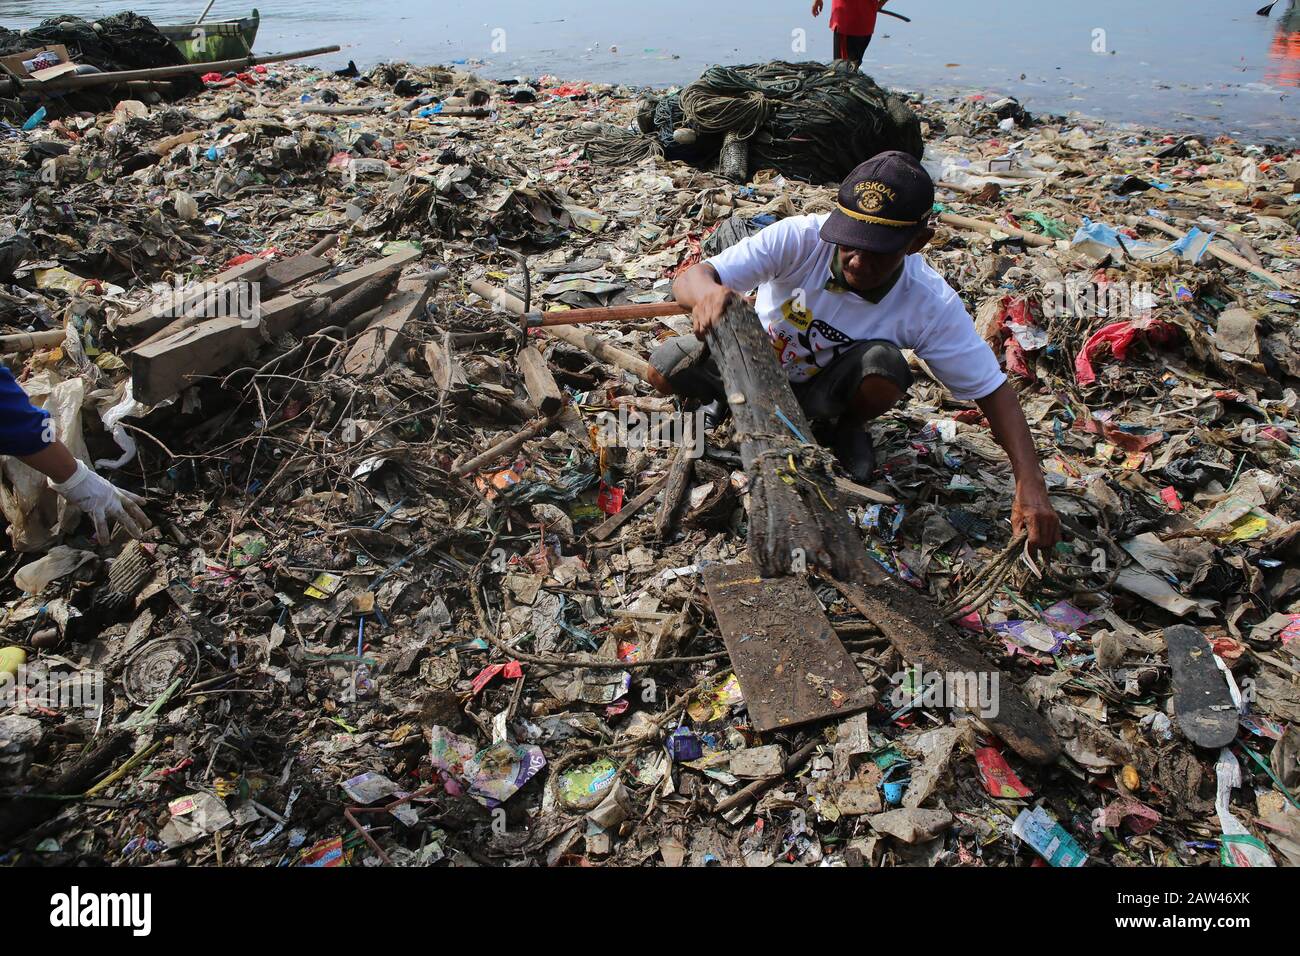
left=781, top=297, right=813, bottom=331
left=770, top=328, right=798, bottom=368
left=798, top=318, right=855, bottom=374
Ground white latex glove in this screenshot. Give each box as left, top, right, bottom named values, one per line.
left=49, top=460, right=150, bottom=542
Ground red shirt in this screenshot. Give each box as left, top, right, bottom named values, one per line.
left=831, top=0, right=879, bottom=36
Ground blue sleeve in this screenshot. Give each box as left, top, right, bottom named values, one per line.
left=0, top=366, right=53, bottom=457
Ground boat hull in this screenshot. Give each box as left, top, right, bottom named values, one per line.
left=159, top=10, right=260, bottom=65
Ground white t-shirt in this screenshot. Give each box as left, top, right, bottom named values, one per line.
left=706, top=213, right=1006, bottom=401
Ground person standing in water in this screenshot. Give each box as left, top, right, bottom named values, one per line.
left=812, top=0, right=889, bottom=68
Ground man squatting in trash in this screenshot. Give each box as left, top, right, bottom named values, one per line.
left=647, top=151, right=1063, bottom=553
left=0, top=365, right=150, bottom=542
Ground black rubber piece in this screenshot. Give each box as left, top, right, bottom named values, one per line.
left=1165, top=624, right=1239, bottom=749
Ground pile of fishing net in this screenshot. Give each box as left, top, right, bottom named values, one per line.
left=559, top=122, right=664, bottom=166
left=632, top=60, right=923, bottom=184
left=0, top=12, right=201, bottom=104
left=0, top=13, right=188, bottom=72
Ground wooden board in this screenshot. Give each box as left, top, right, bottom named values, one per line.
left=706, top=299, right=873, bottom=580
left=340, top=276, right=433, bottom=378
left=1165, top=624, right=1239, bottom=748
left=115, top=257, right=269, bottom=339
left=131, top=248, right=421, bottom=404
left=262, top=253, right=332, bottom=295
left=516, top=343, right=564, bottom=416
left=703, top=558, right=874, bottom=733
left=829, top=576, right=1062, bottom=766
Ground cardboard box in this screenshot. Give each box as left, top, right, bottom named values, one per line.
left=29, top=63, right=80, bottom=84
left=0, top=44, right=71, bottom=80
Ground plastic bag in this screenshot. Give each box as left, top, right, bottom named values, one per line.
left=94, top=380, right=154, bottom=471
left=13, top=545, right=95, bottom=593
left=0, top=373, right=89, bottom=551
left=1215, top=748, right=1275, bottom=867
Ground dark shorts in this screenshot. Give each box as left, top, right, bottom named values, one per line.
left=833, top=32, right=872, bottom=64
left=649, top=335, right=912, bottom=423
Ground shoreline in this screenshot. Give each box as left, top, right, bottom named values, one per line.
left=262, top=51, right=1298, bottom=149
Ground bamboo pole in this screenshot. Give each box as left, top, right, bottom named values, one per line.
left=937, top=211, right=1055, bottom=248
left=0, top=329, right=65, bottom=352
left=0, top=45, right=340, bottom=96
left=1128, top=215, right=1297, bottom=291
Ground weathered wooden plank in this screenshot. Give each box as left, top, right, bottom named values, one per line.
left=340, top=276, right=434, bottom=378
left=706, top=298, right=873, bottom=581
left=828, top=576, right=1062, bottom=766
left=262, top=253, right=332, bottom=295
left=424, top=341, right=467, bottom=394
left=319, top=272, right=401, bottom=335
left=516, top=343, right=564, bottom=416
left=703, top=558, right=874, bottom=733
left=296, top=247, right=421, bottom=300
left=655, top=446, right=695, bottom=538
left=131, top=249, right=422, bottom=404
left=131, top=301, right=326, bottom=404
left=115, top=257, right=269, bottom=338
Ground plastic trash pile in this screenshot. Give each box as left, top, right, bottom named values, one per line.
left=0, top=58, right=1297, bottom=867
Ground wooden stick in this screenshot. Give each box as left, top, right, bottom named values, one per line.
left=429, top=107, right=492, bottom=118
left=0, top=329, right=65, bottom=352
left=937, top=212, right=1055, bottom=247
left=531, top=296, right=755, bottom=328
left=716, top=740, right=820, bottom=814
left=534, top=300, right=689, bottom=326
left=655, top=448, right=695, bottom=538
left=834, top=475, right=897, bottom=506
left=589, top=467, right=674, bottom=542
left=451, top=416, right=556, bottom=477
left=0, top=46, right=340, bottom=96
left=1128, top=215, right=1297, bottom=290
left=307, top=233, right=340, bottom=257
left=300, top=103, right=389, bottom=116
left=83, top=740, right=164, bottom=798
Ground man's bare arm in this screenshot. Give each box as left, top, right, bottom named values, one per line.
left=975, top=381, right=1062, bottom=553
left=672, top=263, right=743, bottom=340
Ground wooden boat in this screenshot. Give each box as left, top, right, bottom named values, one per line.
left=158, top=8, right=259, bottom=65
